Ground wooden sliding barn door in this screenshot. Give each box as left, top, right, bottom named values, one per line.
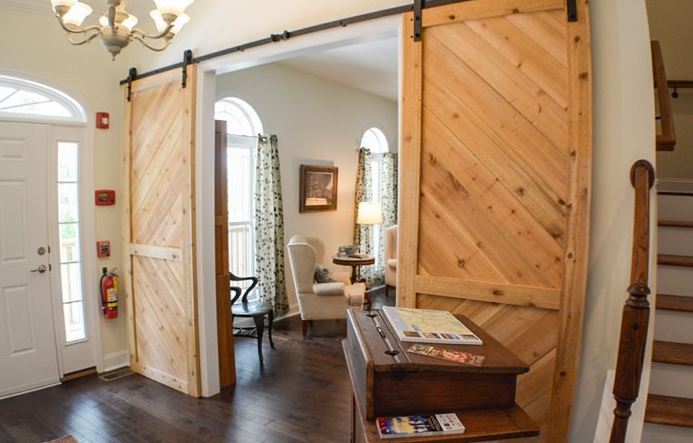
left=399, top=0, right=591, bottom=440
left=122, top=67, right=200, bottom=396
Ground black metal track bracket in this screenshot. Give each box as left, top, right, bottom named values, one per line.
left=271, top=30, right=291, bottom=42
left=567, top=0, right=578, bottom=22
left=414, top=0, right=424, bottom=41
left=126, top=67, right=137, bottom=102
left=182, top=49, right=193, bottom=89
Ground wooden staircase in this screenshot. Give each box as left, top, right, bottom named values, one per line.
left=643, top=204, right=693, bottom=440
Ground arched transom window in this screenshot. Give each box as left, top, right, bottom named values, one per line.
left=360, top=127, right=389, bottom=154
left=215, top=97, right=264, bottom=137
left=0, top=75, right=86, bottom=123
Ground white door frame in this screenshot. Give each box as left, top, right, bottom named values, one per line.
left=194, top=14, right=403, bottom=397
left=0, top=70, right=102, bottom=380
left=47, top=124, right=101, bottom=376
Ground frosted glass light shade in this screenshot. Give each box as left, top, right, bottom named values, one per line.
left=150, top=10, right=189, bottom=34
left=62, top=2, right=92, bottom=27
left=357, top=202, right=384, bottom=225
left=51, top=0, right=77, bottom=8
left=121, top=14, right=139, bottom=31
left=153, top=0, right=194, bottom=16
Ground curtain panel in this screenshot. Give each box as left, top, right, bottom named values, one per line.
left=254, top=134, right=289, bottom=315
left=353, top=148, right=373, bottom=259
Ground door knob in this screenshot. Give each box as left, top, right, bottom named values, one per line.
left=30, top=265, right=47, bottom=274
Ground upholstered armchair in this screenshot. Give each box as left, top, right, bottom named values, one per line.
left=287, top=236, right=366, bottom=335
left=384, top=225, right=398, bottom=297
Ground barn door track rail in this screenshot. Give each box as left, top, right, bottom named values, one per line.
left=120, top=0, right=579, bottom=86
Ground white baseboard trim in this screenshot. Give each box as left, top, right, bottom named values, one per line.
left=0, top=379, right=61, bottom=401
left=101, top=350, right=129, bottom=373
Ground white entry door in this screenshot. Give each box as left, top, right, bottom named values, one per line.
left=0, top=122, right=60, bottom=398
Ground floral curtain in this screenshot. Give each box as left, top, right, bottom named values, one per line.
left=254, top=135, right=289, bottom=315
left=353, top=148, right=373, bottom=257
left=377, top=151, right=399, bottom=272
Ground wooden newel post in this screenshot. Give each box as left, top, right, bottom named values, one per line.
left=609, top=160, right=655, bottom=443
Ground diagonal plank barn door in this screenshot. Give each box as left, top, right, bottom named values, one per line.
left=122, top=67, right=201, bottom=396
left=399, top=0, right=591, bottom=440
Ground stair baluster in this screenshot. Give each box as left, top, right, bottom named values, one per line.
left=610, top=159, right=655, bottom=443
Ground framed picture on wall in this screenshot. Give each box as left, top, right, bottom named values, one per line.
left=299, top=165, right=338, bottom=213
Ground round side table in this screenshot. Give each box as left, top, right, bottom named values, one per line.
left=332, top=255, right=375, bottom=284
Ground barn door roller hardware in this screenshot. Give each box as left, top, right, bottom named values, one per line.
left=182, top=49, right=193, bottom=89
left=567, top=0, right=578, bottom=22
left=126, top=67, right=137, bottom=102
left=271, top=31, right=291, bottom=42
left=121, top=0, right=584, bottom=85
left=414, top=0, right=424, bottom=41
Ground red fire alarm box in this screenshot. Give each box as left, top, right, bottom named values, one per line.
left=97, top=241, right=111, bottom=258
left=95, top=189, right=116, bottom=206
left=96, top=112, right=110, bottom=129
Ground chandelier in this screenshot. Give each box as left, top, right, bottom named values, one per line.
left=50, top=0, right=194, bottom=60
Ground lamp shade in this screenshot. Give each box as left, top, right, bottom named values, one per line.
left=150, top=10, right=189, bottom=34
left=61, top=2, right=92, bottom=27
left=51, top=0, right=77, bottom=8
left=153, top=0, right=194, bottom=16
left=357, top=202, right=383, bottom=225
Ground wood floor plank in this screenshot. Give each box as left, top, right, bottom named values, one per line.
left=0, top=299, right=395, bottom=443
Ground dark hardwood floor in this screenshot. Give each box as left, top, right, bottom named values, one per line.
left=0, top=288, right=395, bottom=443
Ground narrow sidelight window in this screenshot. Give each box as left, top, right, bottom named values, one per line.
left=57, top=141, right=86, bottom=343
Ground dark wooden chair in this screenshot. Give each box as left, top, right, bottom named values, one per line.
left=230, top=273, right=274, bottom=364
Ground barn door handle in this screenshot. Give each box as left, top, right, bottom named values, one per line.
left=30, top=265, right=47, bottom=274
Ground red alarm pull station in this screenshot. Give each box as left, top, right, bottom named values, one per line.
left=95, top=189, right=116, bottom=206
left=97, top=241, right=111, bottom=258
left=96, top=112, right=110, bottom=129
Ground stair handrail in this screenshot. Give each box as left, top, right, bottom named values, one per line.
left=609, top=159, right=656, bottom=443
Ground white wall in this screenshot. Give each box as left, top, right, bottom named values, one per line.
left=0, top=7, right=129, bottom=370
left=646, top=0, right=693, bottom=182
left=571, top=1, right=657, bottom=442
left=216, top=63, right=398, bottom=310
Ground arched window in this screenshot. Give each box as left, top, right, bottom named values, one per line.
left=0, top=75, right=86, bottom=123
left=360, top=127, right=391, bottom=274
left=214, top=97, right=264, bottom=290
left=215, top=97, right=263, bottom=136
left=360, top=127, right=389, bottom=154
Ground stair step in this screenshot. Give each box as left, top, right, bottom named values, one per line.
left=659, top=219, right=693, bottom=228
left=653, top=341, right=693, bottom=366
left=645, top=394, right=693, bottom=428
left=658, top=294, right=693, bottom=313
left=659, top=254, right=693, bottom=267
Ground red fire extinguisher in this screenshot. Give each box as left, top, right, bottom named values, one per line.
left=100, top=267, right=119, bottom=319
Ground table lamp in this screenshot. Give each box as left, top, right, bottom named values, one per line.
left=357, top=202, right=384, bottom=225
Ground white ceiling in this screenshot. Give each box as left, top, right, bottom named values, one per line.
left=280, top=37, right=398, bottom=102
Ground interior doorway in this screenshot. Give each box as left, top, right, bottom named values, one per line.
left=210, top=29, right=400, bottom=388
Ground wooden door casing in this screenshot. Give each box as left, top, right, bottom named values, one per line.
left=398, top=0, right=592, bottom=441
left=215, top=120, right=236, bottom=388
left=122, top=67, right=201, bottom=397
